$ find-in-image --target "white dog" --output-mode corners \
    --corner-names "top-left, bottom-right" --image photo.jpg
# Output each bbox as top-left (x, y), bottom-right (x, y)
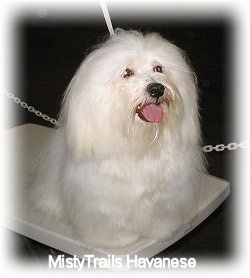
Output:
top-left (29, 29), bottom-right (204, 249)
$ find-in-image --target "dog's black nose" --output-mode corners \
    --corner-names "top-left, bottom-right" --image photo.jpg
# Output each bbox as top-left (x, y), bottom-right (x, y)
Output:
top-left (147, 83), bottom-right (165, 99)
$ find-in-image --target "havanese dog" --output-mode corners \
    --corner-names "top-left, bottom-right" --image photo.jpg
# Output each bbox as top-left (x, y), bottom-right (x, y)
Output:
top-left (29, 29), bottom-right (204, 249)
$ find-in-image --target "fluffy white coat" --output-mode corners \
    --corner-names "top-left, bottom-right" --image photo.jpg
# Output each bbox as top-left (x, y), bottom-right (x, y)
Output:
top-left (30, 29), bottom-right (204, 249)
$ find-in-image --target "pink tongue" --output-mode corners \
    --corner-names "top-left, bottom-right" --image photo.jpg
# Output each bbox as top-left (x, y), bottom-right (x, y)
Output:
top-left (139, 103), bottom-right (163, 123)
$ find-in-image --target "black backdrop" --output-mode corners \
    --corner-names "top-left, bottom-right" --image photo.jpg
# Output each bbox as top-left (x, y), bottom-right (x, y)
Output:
top-left (7, 6), bottom-right (238, 262)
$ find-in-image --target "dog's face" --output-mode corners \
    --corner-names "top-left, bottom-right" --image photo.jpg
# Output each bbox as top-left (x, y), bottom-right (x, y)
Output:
top-left (118, 55), bottom-right (181, 126)
top-left (60, 30), bottom-right (200, 160)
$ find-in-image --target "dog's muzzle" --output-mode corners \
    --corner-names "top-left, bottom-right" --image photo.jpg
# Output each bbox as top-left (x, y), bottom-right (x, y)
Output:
top-left (147, 82), bottom-right (165, 99)
top-left (136, 82), bottom-right (165, 123)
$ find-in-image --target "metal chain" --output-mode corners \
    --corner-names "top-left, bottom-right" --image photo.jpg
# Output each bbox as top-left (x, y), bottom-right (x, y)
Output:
top-left (202, 141), bottom-right (249, 153)
top-left (2, 90), bottom-right (249, 153)
top-left (3, 90), bottom-right (58, 125)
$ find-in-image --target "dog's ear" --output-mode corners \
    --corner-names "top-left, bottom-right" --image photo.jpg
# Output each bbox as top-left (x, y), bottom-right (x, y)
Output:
top-left (171, 64), bottom-right (201, 146)
top-left (158, 40), bottom-right (201, 146)
top-left (59, 69), bottom-right (98, 162)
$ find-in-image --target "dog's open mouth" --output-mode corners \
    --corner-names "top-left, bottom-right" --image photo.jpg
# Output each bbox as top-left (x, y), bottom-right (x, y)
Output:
top-left (136, 103), bottom-right (163, 123)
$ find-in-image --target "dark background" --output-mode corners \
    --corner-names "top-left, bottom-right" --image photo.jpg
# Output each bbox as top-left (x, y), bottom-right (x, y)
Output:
top-left (5, 3), bottom-right (239, 265)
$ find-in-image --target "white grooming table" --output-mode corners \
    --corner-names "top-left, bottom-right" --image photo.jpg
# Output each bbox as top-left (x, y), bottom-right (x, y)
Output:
top-left (4, 124), bottom-right (230, 269)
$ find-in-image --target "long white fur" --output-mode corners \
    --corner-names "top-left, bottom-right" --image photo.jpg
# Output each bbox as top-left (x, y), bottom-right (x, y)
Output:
top-left (29, 29), bottom-right (204, 249)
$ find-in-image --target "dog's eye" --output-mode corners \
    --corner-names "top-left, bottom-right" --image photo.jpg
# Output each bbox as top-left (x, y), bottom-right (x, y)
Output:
top-left (123, 68), bottom-right (134, 78)
top-left (153, 66), bottom-right (163, 73)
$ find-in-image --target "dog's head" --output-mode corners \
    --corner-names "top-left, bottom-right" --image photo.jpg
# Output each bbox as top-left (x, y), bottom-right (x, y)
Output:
top-left (60, 29), bottom-right (200, 161)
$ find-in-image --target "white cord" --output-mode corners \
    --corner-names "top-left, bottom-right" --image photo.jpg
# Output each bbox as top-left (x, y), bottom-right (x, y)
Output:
top-left (100, 0), bottom-right (114, 37)
top-left (2, 90), bottom-right (249, 153)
